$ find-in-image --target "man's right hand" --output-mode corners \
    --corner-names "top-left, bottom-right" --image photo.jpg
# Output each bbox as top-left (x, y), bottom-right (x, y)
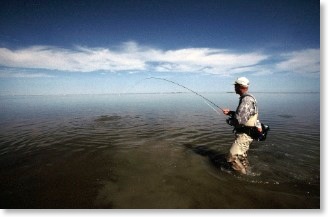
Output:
top-left (222, 109), bottom-right (230, 115)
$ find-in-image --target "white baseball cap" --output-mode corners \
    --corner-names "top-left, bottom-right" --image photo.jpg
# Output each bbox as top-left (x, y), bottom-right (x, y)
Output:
top-left (234, 77), bottom-right (249, 87)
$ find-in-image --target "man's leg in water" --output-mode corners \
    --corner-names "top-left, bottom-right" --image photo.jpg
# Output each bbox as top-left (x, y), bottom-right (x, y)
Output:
top-left (227, 133), bottom-right (253, 174)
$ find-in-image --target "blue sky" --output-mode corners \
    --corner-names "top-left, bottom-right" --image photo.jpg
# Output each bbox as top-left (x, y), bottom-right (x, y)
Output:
top-left (0, 0), bottom-right (320, 95)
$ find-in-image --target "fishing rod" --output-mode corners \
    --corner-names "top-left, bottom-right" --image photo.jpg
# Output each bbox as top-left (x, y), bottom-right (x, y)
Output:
top-left (146, 77), bottom-right (224, 112)
top-left (144, 77), bottom-right (271, 141)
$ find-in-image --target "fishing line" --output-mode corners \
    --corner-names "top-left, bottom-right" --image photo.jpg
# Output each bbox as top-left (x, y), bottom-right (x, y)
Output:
top-left (203, 100), bottom-right (221, 114)
top-left (145, 77), bottom-right (224, 112)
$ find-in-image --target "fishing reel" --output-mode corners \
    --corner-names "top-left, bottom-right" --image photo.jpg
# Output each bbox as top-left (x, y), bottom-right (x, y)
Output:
top-left (226, 113), bottom-right (236, 126)
top-left (226, 117), bottom-right (235, 126)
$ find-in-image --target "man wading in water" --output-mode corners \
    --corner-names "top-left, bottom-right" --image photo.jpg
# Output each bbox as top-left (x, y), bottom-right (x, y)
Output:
top-left (222, 77), bottom-right (261, 174)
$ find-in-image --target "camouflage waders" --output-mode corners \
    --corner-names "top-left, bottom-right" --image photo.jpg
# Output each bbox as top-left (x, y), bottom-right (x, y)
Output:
top-left (227, 133), bottom-right (253, 174)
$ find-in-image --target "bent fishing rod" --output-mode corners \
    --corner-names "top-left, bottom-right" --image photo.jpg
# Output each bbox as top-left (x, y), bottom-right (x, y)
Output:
top-left (145, 77), bottom-right (224, 112)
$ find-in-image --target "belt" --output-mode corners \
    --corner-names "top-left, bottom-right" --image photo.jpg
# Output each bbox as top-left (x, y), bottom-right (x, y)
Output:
top-left (234, 126), bottom-right (256, 136)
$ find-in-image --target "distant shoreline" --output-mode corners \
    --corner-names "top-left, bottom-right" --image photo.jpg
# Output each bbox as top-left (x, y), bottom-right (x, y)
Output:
top-left (0, 91), bottom-right (320, 97)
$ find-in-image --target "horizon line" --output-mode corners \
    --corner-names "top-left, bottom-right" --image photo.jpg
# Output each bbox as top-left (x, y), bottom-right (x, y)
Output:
top-left (0, 91), bottom-right (320, 97)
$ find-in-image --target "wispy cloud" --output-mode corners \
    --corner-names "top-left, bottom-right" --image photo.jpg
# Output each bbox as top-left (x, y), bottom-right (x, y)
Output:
top-left (0, 42), bottom-right (268, 75)
top-left (0, 45), bottom-right (146, 72)
top-left (0, 42), bottom-right (320, 77)
top-left (0, 68), bottom-right (55, 78)
top-left (276, 49), bottom-right (320, 76)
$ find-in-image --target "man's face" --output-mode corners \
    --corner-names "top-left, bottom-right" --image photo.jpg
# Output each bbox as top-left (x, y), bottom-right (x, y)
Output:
top-left (234, 84), bottom-right (242, 95)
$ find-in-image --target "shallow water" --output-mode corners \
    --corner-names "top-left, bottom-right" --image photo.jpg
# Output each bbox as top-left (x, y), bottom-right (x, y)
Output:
top-left (0, 93), bottom-right (320, 208)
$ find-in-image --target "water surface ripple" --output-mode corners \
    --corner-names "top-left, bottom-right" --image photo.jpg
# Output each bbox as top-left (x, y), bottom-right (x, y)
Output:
top-left (0, 93), bottom-right (320, 208)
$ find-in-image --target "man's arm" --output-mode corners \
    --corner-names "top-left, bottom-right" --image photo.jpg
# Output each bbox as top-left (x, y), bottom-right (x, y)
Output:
top-left (235, 96), bottom-right (255, 125)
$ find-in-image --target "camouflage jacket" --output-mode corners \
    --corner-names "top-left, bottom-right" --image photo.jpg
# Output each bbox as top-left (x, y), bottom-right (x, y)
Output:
top-left (230, 93), bottom-right (258, 126)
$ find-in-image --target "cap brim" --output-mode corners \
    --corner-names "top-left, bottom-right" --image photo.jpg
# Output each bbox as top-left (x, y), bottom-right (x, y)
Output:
top-left (233, 82), bottom-right (248, 87)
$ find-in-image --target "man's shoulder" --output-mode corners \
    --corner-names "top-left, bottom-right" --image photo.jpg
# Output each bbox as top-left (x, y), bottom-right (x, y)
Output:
top-left (241, 93), bottom-right (256, 99)
top-left (240, 93), bottom-right (257, 104)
